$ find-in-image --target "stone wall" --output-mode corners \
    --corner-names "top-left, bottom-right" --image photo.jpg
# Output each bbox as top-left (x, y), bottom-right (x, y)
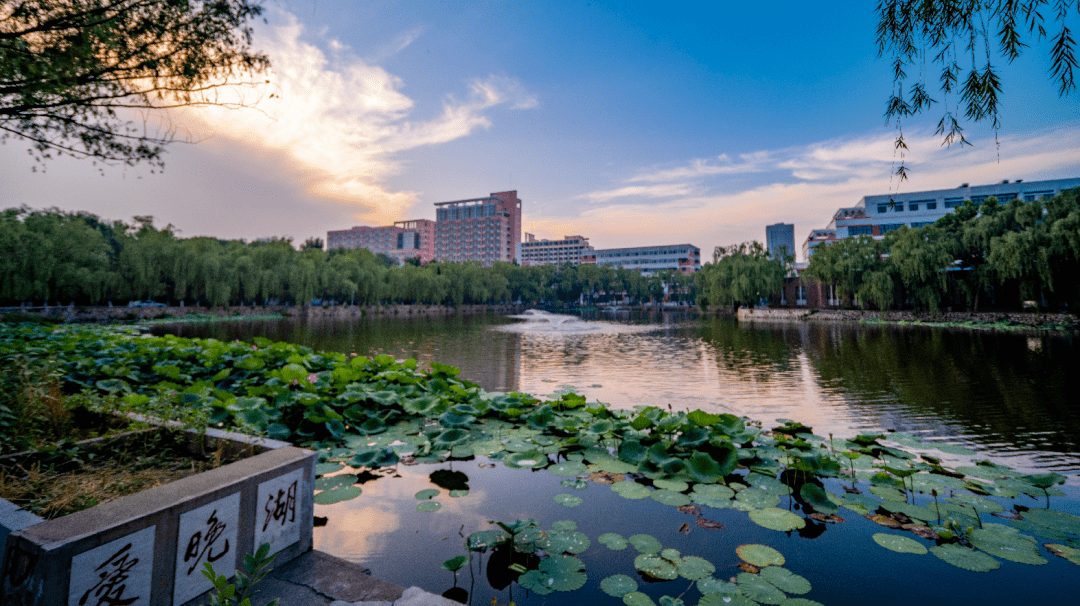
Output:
top-left (737, 306), bottom-right (1076, 329)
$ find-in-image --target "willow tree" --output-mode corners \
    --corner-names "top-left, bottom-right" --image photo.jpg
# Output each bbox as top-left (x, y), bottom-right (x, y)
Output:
top-left (700, 242), bottom-right (785, 311)
top-left (1, 0), bottom-right (270, 168)
top-left (877, 0), bottom-right (1077, 179)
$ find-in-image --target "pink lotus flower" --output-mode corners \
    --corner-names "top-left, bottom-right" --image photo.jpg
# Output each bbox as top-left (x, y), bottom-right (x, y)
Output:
top-left (307, 373), bottom-right (318, 383)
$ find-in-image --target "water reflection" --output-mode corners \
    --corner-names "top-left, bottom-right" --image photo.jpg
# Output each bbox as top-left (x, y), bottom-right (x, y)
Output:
top-left (153, 312), bottom-right (1079, 472)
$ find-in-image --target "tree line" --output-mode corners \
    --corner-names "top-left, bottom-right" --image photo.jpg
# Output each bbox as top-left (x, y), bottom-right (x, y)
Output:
top-left (804, 189), bottom-right (1080, 313)
top-left (0, 207), bottom-right (698, 308)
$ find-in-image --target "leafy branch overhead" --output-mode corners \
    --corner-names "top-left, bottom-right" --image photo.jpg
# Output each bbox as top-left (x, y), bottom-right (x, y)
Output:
top-left (876, 0), bottom-right (1078, 179)
top-left (0, 0), bottom-right (271, 169)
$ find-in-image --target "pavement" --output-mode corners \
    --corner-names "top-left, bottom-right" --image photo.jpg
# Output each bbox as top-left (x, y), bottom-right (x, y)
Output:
top-left (251, 550), bottom-right (462, 606)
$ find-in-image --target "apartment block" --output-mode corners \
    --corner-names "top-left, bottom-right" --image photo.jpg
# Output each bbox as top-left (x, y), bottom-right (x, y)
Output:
top-left (802, 177), bottom-right (1080, 259)
top-left (326, 219), bottom-right (435, 264)
top-left (434, 190), bottom-right (522, 266)
top-left (583, 244), bottom-right (701, 275)
top-left (765, 223), bottom-right (795, 262)
top-left (518, 234), bottom-right (594, 266)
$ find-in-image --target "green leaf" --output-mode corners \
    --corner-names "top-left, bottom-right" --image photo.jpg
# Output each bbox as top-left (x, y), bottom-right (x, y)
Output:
top-left (599, 533), bottom-right (629, 550)
top-left (968, 529), bottom-right (1047, 565)
top-left (736, 572), bottom-right (787, 605)
top-left (600, 574), bottom-right (638, 597)
top-left (634, 553), bottom-right (678, 580)
top-left (676, 555), bottom-right (715, 580)
top-left (416, 501), bottom-right (441, 512)
top-left (627, 533), bottom-right (663, 554)
top-left (736, 544), bottom-right (785, 567)
top-left (749, 508), bottom-right (806, 532)
top-left (313, 485), bottom-right (362, 505)
top-left (759, 566), bottom-right (811, 595)
top-left (872, 533), bottom-right (928, 555)
top-left (929, 543), bottom-right (1001, 572)
top-left (554, 493), bottom-right (584, 508)
top-left (442, 555), bottom-right (468, 571)
top-left (798, 484), bottom-right (839, 514)
top-left (612, 481), bottom-right (651, 500)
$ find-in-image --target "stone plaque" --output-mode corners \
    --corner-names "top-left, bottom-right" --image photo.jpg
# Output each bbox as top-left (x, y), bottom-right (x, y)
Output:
top-left (68, 525), bottom-right (155, 606)
top-left (173, 492), bottom-right (241, 605)
top-left (254, 468), bottom-right (303, 555)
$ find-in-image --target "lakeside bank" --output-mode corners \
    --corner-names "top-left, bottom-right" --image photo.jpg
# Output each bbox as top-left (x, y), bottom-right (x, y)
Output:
top-left (737, 306), bottom-right (1078, 333)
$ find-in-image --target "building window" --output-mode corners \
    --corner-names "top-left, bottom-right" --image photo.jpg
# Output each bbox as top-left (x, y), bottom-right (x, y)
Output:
top-left (894, 204), bottom-right (904, 211)
top-left (880, 223), bottom-right (903, 233)
top-left (909, 203), bottom-right (918, 211)
top-left (877, 205), bottom-right (888, 214)
top-left (944, 197), bottom-right (963, 208)
top-left (926, 202), bottom-right (937, 210)
top-left (849, 225), bottom-right (872, 236)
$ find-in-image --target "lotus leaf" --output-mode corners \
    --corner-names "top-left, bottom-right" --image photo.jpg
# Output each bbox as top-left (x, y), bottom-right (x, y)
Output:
top-left (947, 493), bottom-right (1004, 514)
top-left (467, 530), bottom-right (509, 551)
top-left (929, 543), bottom-right (1001, 572)
top-left (1044, 544), bottom-right (1080, 566)
top-left (599, 533), bottom-right (629, 550)
top-left (519, 555), bottom-right (587, 592)
top-left (654, 478), bottom-right (690, 492)
top-left (749, 508), bottom-right (805, 532)
top-left (729, 481), bottom-right (749, 492)
top-left (676, 555), bottom-right (715, 580)
top-left (736, 572), bottom-right (786, 605)
top-left (759, 567), bottom-right (811, 595)
top-left (1021, 508), bottom-right (1080, 535)
top-left (550, 520), bottom-right (577, 531)
top-left (968, 529), bottom-right (1047, 565)
top-left (868, 485), bottom-right (907, 502)
top-left (956, 466), bottom-right (1011, 480)
top-left (798, 485), bottom-right (838, 515)
top-left (539, 530), bottom-right (590, 553)
top-left (504, 451), bottom-right (549, 469)
top-left (313, 485), bottom-right (362, 505)
top-left (596, 458), bottom-right (639, 473)
top-left (730, 500), bottom-right (756, 512)
top-left (600, 574), bottom-right (638, 597)
top-left (441, 555), bottom-right (468, 571)
top-left (698, 595), bottom-right (757, 606)
top-left (652, 489), bottom-right (692, 507)
top-left (471, 440), bottom-right (505, 456)
top-left (628, 534), bottom-right (663, 554)
top-left (431, 429), bottom-right (471, 450)
top-left (736, 489), bottom-right (781, 509)
top-left (694, 484), bottom-right (735, 499)
top-left (691, 493), bottom-right (733, 509)
top-left (415, 489), bottom-right (439, 500)
top-left (549, 461), bottom-right (589, 476)
top-left (314, 474), bottom-right (358, 491)
top-left (879, 500), bottom-right (935, 522)
top-left (736, 544), bottom-right (785, 567)
top-left (872, 532), bottom-right (927, 554)
top-left (612, 481), bottom-right (652, 500)
top-left (778, 599), bottom-right (826, 606)
top-left (554, 493), bottom-right (584, 508)
top-left (448, 490), bottom-right (468, 498)
top-left (503, 438), bottom-right (537, 452)
top-left (622, 592), bottom-right (656, 606)
top-left (634, 553), bottom-right (678, 580)
top-left (658, 597), bottom-right (684, 606)
top-left (315, 462), bottom-right (344, 476)
top-left (416, 501), bottom-right (441, 512)
top-left (745, 473), bottom-right (791, 495)
top-left (840, 501), bottom-right (870, 516)
top-left (697, 578), bottom-right (739, 595)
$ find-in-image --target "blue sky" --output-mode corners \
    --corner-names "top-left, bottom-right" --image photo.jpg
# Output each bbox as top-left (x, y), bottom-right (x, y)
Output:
top-left (2, 0), bottom-right (1078, 260)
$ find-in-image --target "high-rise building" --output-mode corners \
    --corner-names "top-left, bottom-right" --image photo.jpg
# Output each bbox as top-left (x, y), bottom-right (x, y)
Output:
top-left (802, 177), bottom-right (1080, 259)
top-left (518, 234), bottom-right (594, 266)
top-left (434, 190), bottom-right (522, 266)
top-left (765, 223), bottom-right (795, 262)
top-left (326, 219), bottom-right (435, 264)
top-left (582, 244), bottom-right (701, 275)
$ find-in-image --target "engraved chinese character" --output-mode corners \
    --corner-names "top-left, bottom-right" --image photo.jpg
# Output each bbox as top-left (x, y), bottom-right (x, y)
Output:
top-left (183, 509), bottom-right (231, 575)
top-left (262, 480), bottom-right (297, 532)
top-left (79, 543), bottom-right (139, 606)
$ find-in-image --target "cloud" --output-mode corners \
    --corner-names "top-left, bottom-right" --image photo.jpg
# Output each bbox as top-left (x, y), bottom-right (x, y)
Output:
top-left (527, 125), bottom-right (1080, 261)
top-left (173, 9), bottom-right (535, 225)
top-left (626, 154), bottom-right (764, 183)
top-left (364, 25), bottom-right (426, 63)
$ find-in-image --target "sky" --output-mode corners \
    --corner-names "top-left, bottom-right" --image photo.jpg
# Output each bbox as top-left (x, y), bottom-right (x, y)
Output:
top-left (2, 0), bottom-right (1078, 261)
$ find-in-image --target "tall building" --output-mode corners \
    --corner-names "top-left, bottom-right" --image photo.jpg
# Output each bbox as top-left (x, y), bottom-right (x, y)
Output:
top-left (583, 244), bottom-right (701, 275)
top-left (434, 190), bottom-right (522, 266)
top-left (802, 177), bottom-right (1080, 259)
top-left (326, 219), bottom-right (435, 264)
top-left (518, 234), bottom-right (594, 266)
top-left (765, 223), bottom-right (795, 262)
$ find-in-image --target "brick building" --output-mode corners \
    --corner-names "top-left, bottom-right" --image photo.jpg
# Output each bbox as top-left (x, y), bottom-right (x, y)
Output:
top-left (326, 219), bottom-right (435, 264)
top-left (434, 190), bottom-right (522, 266)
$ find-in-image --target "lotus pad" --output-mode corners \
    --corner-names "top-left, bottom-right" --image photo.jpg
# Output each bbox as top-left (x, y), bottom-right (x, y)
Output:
top-left (504, 451), bottom-right (548, 469)
top-left (561, 477), bottom-right (589, 490)
top-left (612, 481), bottom-right (652, 499)
top-left (759, 566), bottom-right (811, 594)
top-left (968, 529), bottom-right (1047, 565)
top-left (947, 493), bottom-right (1004, 514)
top-left (868, 485), bottom-right (907, 501)
top-left (929, 543), bottom-right (1001, 572)
top-left (698, 595), bottom-right (757, 606)
top-left (697, 578), bottom-right (740, 595)
top-left (628, 533), bottom-right (663, 554)
top-left (878, 500), bottom-right (935, 521)
top-left (539, 530), bottom-right (590, 554)
top-left (314, 462), bottom-right (344, 476)
top-left (736, 488), bottom-right (781, 509)
top-left (622, 592), bottom-right (657, 606)
top-left (737, 572), bottom-right (787, 605)
top-left (1044, 544), bottom-right (1080, 566)
top-left (549, 461), bottom-right (589, 476)
top-left (467, 530), bottom-right (508, 551)
top-left (634, 553), bottom-right (678, 580)
top-left (745, 473), bottom-right (792, 495)
top-left (600, 574), bottom-right (638, 597)
top-left (737, 544), bottom-right (785, 567)
top-left (651, 489), bottom-right (692, 507)
top-left (676, 555), bottom-right (715, 580)
top-left (470, 440), bottom-right (505, 456)
top-left (599, 533), bottom-right (629, 550)
top-left (416, 501), bottom-right (441, 512)
top-left (554, 493), bottom-right (584, 507)
top-left (596, 458), bottom-right (639, 473)
top-left (313, 485), bottom-right (362, 505)
top-left (778, 599), bottom-right (826, 606)
top-left (314, 474), bottom-right (358, 491)
top-left (872, 532), bottom-right (927, 554)
top-left (1021, 508), bottom-right (1080, 536)
top-left (518, 554), bottom-right (587, 593)
top-left (749, 508), bottom-right (806, 532)
top-left (654, 478), bottom-right (690, 492)
top-left (415, 489), bottom-right (439, 500)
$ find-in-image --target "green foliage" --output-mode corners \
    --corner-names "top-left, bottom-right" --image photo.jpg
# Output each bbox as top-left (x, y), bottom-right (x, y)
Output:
top-left (698, 241), bottom-right (785, 310)
top-left (1, 0), bottom-right (270, 169)
top-left (202, 542), bottom-right (280, 606)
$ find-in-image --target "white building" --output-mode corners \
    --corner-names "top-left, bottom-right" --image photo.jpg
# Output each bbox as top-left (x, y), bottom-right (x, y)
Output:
top-left (803, 177), bottom-right (1080, 259)
top-left (517, 234), bottom-right (594, 266)
top-left (583, 244), bottom-right (701, 275)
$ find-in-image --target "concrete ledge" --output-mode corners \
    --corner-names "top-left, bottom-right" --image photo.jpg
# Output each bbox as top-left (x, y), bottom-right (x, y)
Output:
top-left (1, 424), bottom-right (315, 606)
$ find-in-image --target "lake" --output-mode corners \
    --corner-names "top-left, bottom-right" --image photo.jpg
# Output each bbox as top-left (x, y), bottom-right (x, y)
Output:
top-left (153, 310), bottom-right (1080, 606)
